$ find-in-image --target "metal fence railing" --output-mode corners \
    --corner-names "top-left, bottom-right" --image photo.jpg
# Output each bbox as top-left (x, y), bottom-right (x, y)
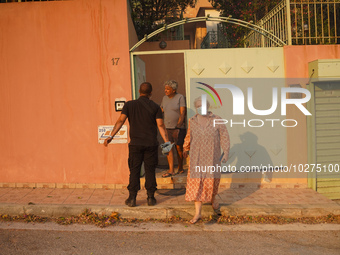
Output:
top-left (201, 23), bottom-right (230, 49)
top-left (245, 0), bottom-right (340, 47)
top-left (201, 31), bottom-right (219, 48)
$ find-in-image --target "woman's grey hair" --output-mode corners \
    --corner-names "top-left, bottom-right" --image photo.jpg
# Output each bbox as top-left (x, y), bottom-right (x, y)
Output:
top-left (194, 96), bottom-right (210, 109)
top-left (164, 80), bottom-right (178, 90)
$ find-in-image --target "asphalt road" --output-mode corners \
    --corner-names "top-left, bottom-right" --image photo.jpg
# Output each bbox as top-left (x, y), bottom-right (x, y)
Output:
top-left (0, 222), bottom-right (339, 255)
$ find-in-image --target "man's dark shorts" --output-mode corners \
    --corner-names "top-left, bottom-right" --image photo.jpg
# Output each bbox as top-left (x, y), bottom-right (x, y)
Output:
top-left (167, 128), bottom-right (187, 146)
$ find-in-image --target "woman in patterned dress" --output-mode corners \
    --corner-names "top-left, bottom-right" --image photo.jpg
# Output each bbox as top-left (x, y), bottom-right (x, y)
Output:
top-left (183, 97), bottom-right (230, 224)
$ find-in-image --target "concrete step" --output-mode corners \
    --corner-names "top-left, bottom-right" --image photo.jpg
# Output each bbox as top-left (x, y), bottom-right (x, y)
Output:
top-left (1, 203), bottom-right (340, 219)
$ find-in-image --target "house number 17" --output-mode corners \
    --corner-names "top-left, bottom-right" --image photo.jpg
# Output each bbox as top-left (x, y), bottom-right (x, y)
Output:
top-left (112, 58), bottom-right (120, 65)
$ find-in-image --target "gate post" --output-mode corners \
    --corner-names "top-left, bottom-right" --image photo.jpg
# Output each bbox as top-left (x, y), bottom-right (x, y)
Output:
top-left (285, 0), bottom-right (292, 45)
top-left (259, 20), bottom-right (264, 47)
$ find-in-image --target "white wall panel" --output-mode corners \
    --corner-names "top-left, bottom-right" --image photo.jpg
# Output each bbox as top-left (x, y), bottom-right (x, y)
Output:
top-left (185, 48), bottom-right (287, 169)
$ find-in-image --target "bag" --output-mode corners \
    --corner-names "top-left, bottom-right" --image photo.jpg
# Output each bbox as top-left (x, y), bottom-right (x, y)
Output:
top-left (160, 141), bottom-right (174, 155)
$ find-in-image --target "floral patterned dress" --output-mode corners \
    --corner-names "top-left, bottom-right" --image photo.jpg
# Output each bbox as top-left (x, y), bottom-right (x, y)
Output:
top-left (184, 112), bottom-right (230, 202)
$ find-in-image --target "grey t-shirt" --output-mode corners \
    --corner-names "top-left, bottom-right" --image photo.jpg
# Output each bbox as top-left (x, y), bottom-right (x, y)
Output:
top-left (161, 93), bottom-right (186, 129)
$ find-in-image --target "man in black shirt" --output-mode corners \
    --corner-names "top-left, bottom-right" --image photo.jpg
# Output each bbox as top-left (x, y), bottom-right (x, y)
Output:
top-left (104, 82), bottom-right (170, 207)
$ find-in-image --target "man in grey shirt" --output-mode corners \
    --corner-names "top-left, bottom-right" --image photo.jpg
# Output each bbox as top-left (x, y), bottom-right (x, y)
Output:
top-left (160, 80), bottom-right (187, 177)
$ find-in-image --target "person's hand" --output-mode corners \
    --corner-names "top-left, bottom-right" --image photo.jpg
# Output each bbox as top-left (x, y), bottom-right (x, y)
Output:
top-left (104, 137), bottom-right (113, 147)
top-left (183, 150), bottom-right (189, 158)
top-left (160, 142), bottom-right (174, 155)
top-left (173, 129), bottom-right (180, 139)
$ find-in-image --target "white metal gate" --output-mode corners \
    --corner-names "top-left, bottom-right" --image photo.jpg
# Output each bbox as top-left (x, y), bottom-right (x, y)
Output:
top-left (308, 59), bottom-right (340, 199)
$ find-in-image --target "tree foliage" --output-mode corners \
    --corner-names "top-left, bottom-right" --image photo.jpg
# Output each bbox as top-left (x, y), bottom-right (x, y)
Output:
top-left (208, 0), bottom-right (280, 46)
top-left (209, 0), bottom-right (279, 23)
top-left (130, 0), bottom-right (196, 40)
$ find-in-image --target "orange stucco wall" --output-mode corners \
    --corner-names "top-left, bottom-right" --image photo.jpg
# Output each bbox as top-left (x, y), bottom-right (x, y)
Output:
top-left (284, 45), bottom-right (340, 77)
top-left (127, 1), bottom-right (138, 49)
top-left (284, 45), bottom-right (340, 172)
top-left (0, 0), bottom-right (135, 184)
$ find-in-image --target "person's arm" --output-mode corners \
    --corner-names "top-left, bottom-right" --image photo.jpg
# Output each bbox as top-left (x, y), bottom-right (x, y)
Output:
top-left (176, 106), bottom-right (186, 128)
top-left (160, 98), bottom-right (164, 113)
top-left (156, 118), bottom-right (169, 143)
top-left (183, 120), bottom-right (191, 158)
top-left (104, 114), bottom-right (128, 147)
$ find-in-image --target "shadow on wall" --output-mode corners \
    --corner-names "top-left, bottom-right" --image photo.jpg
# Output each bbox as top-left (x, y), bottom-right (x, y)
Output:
top-left (228, 132), bottom-right (273, 174)
top-left (217, 132), bottom-right (273, 204)
top-left (226, 131), bottom-right (273, 184)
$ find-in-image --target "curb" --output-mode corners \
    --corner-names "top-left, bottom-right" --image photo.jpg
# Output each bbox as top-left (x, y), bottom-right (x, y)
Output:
top-left (1, 203), bottom-right (340, 219)
top-left (221, 204), bottom-right (340, 217)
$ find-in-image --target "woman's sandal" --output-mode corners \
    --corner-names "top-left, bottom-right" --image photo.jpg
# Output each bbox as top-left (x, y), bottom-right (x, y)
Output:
top-left (212, 201), bottom-right (222, 216)
top-left (177, 169), bottom-right (185, 174)
top-left (162, 172), bottom-right (174, 178)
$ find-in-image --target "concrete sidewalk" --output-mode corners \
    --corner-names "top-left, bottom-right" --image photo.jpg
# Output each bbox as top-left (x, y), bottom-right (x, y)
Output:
top-left (0, 187), bottom-right (339, 219)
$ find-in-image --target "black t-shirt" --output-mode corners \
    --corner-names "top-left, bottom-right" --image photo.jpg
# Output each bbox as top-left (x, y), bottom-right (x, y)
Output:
top-left (121, 96), bottom-right (163, 146)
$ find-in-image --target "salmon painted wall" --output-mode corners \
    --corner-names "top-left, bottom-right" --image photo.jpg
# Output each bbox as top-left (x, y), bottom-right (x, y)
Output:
top-left (0, 0), bottom-right (134, 185)
top-left (284, 45), bottom-right (340, 176)
top-left (127, 1), bottom-right (138, 49)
